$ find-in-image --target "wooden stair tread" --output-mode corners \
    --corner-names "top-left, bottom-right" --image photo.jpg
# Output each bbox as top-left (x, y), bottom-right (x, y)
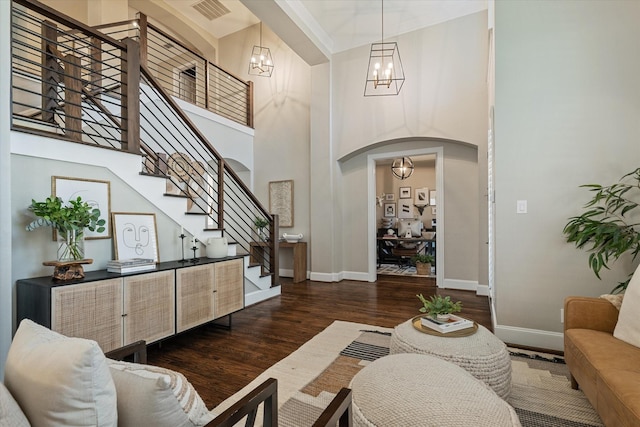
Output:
top-left (140, 172), bottom-right (167, 178)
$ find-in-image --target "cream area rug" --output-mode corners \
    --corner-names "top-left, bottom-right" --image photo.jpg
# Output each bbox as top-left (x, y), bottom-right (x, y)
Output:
top-left (213, 320), bottom-right (603, 427)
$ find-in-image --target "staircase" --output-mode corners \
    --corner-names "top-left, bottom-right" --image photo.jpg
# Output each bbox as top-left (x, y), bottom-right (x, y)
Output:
top-left (10, 0), bottom-right (280, 305)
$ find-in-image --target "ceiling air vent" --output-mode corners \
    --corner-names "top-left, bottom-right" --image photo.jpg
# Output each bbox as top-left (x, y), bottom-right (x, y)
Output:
top-left (192, 0), bottom-right (230, 21)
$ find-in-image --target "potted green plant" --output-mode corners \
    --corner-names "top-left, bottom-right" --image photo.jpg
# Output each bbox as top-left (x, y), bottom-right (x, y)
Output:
top-left (26, 196), bottom-right (105, 261)
top-left (253, 217), bottom-right (269, 242)
top-left (411, 253), bottom-right (434, 275)
top-left (417, 294), bottom-right (462, 321)
top-left (563, 167), bottom-right (640, 293)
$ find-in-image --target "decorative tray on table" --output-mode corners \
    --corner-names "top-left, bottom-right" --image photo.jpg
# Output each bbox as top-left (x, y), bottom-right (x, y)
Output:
top-left (411, 315), bottom-right (478, 338)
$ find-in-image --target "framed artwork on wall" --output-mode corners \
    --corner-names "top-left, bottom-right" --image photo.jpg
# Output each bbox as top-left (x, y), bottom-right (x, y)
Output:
top-left (269, 180), bottom-right (294, 228)
top-left (52, 176), bottom-right (111, 240)
top-left (112, 212), bottom-right (159, 262)
top-left (415, 187), bottom-right (429, 205)
top-left (384, 203), bottom-right (396, 217)
top-left (399, 187), bottom-right (411, 199)
top-left (398, 200), bottom-right (414, 218)
top-left (385, 193), bottom-right (395, 201)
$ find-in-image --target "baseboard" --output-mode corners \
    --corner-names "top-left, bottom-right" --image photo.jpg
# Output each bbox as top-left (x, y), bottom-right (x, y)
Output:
top-left (309, 271), bottom-right (343, 282)
top-left (245, 286), bottom-right (281, 306)
top-left (494, 324), bottom-right (564, 352)
top-left (279, 268), bottom-right (293, 279)
top-left (476, 284), bottom-right (490, 296)
top-left (443, 278), bottom-right (478, 292)
top-left (342, 271), bottom-right (371, 282)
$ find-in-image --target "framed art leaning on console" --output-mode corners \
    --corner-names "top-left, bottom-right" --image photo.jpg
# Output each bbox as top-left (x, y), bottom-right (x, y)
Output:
top-left (52, 176), bottom-right (111, 239)
top-left (112, 212), bottom-right (159, 262)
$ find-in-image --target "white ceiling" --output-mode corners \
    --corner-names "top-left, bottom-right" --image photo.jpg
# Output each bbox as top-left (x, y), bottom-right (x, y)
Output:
top-left (293, 0), bottom-right (488, 53)
top-left (163, 0), bottom-right (488, 54)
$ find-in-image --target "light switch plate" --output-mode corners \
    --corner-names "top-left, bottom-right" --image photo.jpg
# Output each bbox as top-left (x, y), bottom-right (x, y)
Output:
top-left (516, 200), bottom-right (527, 214)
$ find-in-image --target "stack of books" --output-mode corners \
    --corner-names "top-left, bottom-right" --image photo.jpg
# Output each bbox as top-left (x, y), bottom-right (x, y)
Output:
top-left (107, 258), bottom-right (156, 274)
top-left (421, 314), bottom-right (474, 334)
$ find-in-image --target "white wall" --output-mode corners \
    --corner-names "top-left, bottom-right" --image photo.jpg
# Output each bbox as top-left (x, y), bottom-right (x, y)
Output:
top-left (332, 11), bottom-right (489, 160)
top-left (328, 12), bottom-right (488, 282)
top-left (0, 0), bottom-right (12, 379)
top-left (178, 99), bottom-right (255, 173)
top-left (218, 23), bottom-right (312, 273)
top-left (10, 154), bottom-right (186, 286)
top-left (494, 0), bottom-right (640, 350)
top-left (340, 139), bottom-right (478, 282)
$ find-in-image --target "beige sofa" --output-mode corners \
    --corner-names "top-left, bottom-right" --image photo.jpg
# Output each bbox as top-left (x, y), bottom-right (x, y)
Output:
top-left (564, 296), bottom-right (640, 426)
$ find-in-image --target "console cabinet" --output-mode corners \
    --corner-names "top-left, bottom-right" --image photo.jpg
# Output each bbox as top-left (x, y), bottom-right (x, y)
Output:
top-left (51, 278), bottom-right (124, 352)
top-left (176, 258), bottom-right (244, 333)
top-left (123, 271), bottom-right (175, 346)
top-left (17, 257), bottom-right (243, 353)
top-left (213, 258), bottom-right (244, 318)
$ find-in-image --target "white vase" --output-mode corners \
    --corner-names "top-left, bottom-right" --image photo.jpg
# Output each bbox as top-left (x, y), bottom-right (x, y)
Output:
top-left (435, 314), bottom-right (451, 322)
top-left (205, 237), bottom-right (228, 258)
top-left (57, 229), bottom-right (85, 261)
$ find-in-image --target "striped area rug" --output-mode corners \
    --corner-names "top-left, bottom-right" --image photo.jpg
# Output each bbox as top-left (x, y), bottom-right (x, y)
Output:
top-left (278, 329), bottom-right (603, 427)
top-left (214, 321), bottom-right (603, 427)
top-left (376, 263), bottom-right (419, 276)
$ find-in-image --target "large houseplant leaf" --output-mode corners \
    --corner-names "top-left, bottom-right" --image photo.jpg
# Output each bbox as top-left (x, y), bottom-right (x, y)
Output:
top-left (563, 168), bottom-right (640, 293)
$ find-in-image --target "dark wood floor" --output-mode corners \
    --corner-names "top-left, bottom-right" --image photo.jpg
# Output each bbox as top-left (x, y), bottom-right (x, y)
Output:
top-left (147, 275), bottom-right (491, 409)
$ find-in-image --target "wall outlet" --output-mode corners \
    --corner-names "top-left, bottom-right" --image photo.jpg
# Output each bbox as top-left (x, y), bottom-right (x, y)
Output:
top-left (560, 308), bottom-right (564, 324)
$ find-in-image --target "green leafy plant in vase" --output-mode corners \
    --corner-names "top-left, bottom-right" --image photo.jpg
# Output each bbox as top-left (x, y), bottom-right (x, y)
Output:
top-left (417, 294), bottom-right (462, 322)
top-left (411, 253), bottom-right (434, 275)
top-left (563, 167), bottom-right (640, 293)
top-left (253, 217), bottom-right (269, 242)
top-left (26, 196), bottom-right (105, 261)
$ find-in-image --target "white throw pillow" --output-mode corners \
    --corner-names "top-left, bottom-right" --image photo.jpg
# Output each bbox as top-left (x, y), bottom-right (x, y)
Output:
top-left (3, 319), bottom-right (117, 427)
top-left (614, 264), bottom-right (640, 348)
top-left (108, 360), bottom-right (214, 427)
top-left (0, 382), bottom-right (30, 427)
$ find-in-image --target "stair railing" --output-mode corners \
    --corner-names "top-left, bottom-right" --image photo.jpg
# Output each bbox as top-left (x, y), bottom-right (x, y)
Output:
top-left (89, 13), bottom-right (253, 129)
top-left (11, 0), bottom-right (138, 153)
top-left (137, 65), bottom-right (278, 281)
top-left (10, 0), bottom-right (278, 286)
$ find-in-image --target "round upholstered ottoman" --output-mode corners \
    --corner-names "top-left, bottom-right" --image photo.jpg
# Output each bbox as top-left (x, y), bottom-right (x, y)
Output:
top-left (349, 354), bottom-right (521, 427)
top-left (390, 319), bottom-right (512, 399)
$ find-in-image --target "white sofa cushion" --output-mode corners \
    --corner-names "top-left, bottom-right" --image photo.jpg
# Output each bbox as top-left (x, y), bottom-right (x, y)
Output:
top-left (3, 319), bottom-right (117, 427)
top-left (614, 263), bottom-right (640, 348)
top-left (0, 382), bottom-right (30, 427)
top-left (108, 360), bottom-right (214, 427)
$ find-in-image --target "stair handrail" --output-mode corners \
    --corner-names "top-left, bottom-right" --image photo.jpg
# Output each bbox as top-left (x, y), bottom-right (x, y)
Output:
top-left (15, 0), bottom-right (125, 50)
top-left (12, 0), bottom-right (278, 285)
top-left (138, 64), bottom-right (278, 280)
top-left (90, 13), bottom-right (253, 128)
top-left (139, 63), bottom-right (270, 222)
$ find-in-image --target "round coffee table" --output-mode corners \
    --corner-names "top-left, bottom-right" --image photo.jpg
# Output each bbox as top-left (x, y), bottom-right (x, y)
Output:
top-left (350, 353), bottom-right (521, 426)
top-left (390, 317), bottom-right (512, 399)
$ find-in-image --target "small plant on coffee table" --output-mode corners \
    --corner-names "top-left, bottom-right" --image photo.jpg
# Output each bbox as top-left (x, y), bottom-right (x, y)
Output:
top-left (417, 294), bottom-right (462, 321)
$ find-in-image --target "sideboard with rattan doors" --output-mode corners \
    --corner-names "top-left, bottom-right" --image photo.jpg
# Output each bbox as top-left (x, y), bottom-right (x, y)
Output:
top-left (16, 256), bottom-right (245, 353)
